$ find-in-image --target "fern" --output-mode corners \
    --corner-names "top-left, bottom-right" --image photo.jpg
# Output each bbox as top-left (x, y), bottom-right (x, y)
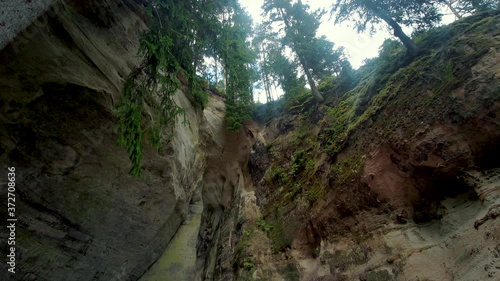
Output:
top-left (116, 31), bottom-right (184, 177)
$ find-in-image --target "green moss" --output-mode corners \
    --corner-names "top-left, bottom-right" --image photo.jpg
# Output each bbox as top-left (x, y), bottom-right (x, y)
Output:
top-left (254, 204), bottom-right (296, 254)
top-left (365, 270), bottom-right (393, 281)
top-left (318, 76), bottom-right (335, 92)
top-left (318, 12), bottom-right (500, 161)
top-left (266, 165), bottom-right (288, 185)
top-left (304, 159), bottom-right (315, 177)
top-left (465, 15), bottom-right (495, 34)
top-left (284, 183), bottom-right (302, 201)
top-left (433, 60), bottom-right (458, 95)
top-left (289, 148), bottom-right (309, 177)
top-left (294, 125), bottom-right (310, 143)
top-left (287, 89), bottom-right (314, 112)
top-left (323, 52), bottom-right (437, 150)
top-left (330, 155), bottom-right (363, 185)
top-left (320, 95), bottom-right (357, 155)
top-left (306, 185), bottom-right (325, 201)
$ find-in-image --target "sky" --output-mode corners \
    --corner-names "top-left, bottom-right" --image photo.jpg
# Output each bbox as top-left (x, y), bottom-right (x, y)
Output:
top-left (238, 0), bottom-right (455, 103)
top-left (239, 0), bottom-right (389, 68)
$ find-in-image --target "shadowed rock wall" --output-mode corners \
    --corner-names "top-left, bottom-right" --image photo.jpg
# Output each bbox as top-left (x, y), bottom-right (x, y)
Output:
top-left (0, 1), bottom-right (217, 280)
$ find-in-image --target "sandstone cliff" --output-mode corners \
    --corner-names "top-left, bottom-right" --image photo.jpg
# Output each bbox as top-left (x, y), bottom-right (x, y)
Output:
top-left (233, 11), bottom-right (500, 281)
top-left (0, 2), bottom-right (499, 281)
top-left (0, 1), bottom-right (229, 280)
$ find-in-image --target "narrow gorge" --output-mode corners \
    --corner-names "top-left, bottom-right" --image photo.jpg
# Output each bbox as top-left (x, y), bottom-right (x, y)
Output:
top-left (0, 1), bottom-right (499, 281)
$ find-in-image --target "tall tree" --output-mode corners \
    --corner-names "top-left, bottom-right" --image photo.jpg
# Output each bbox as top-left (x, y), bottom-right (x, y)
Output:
top-left (305, 36), bottom-right (346, 80)
top-left (253, 23), bottom-right (307, 102)
top-left (216, 4), bottom-right (257, 130)
top-left (269, 47), bottom-right (306, 101)
top-left (253, 24), bottom-right (287, 103)
top-left (331, 0), bottom-right (443, 55)
top-left (253, 24), bottom-right (274, 103)
top-left (264, 0), bottom-right (343, 103)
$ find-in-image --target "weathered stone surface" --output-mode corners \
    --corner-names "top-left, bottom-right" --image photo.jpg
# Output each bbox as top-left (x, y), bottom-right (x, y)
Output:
top-left (1, 2), bottom-right (499, 281)
top-left (0, 1), bottom-right (209, 280)
top-left (0, 0), bottom-right (58, 50)
top-left (226, 12), bottom-right (500, 281)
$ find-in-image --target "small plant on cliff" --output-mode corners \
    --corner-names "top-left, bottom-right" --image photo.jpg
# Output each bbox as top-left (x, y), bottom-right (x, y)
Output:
top-left (269, 220), bottom-right (292, 253)
top-left (434, 60), bottom-right (457, 95)
top-left (282, 263), bottom-right (300, 281)
top-left (257, 217), bottom-right (274, 232)
top-left (266, 165), bottom-right (288, 185)
top-left (242, 259), bottom-right (256, 271)
top-left (237, 228), bottom-right (254, 253)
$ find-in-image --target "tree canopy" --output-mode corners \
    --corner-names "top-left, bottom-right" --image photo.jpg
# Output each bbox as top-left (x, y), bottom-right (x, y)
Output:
top-left (441, 0), bottom-right (499, 18)
top-left (117, 0), bottom-right (256, 176)
top-left (217, 5), bottom-right (257, 131)
top-left (331, 0), bottom-right (443, 54)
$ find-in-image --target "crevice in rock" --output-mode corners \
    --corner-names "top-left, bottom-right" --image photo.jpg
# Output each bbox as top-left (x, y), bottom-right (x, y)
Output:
top-left (474, 135), bottom-right (500, 170)
top-left (412, 166), bottom-right (479, 223)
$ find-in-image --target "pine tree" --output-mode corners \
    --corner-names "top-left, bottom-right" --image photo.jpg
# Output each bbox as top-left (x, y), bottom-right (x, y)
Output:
top-left (264, 0), bottom-right (344, 103)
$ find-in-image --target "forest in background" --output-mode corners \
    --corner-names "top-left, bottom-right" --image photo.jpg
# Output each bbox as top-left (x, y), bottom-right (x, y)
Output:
top-left (116, 0), bottom-right (499, 176)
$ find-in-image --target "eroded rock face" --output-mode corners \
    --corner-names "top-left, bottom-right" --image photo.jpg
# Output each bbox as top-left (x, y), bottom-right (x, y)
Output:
top-left (1, 2), bottom-right (499, 281)
top-left (195, 96), bottom-right (257, 281)
top-left (0, 1), bottom-right (211, 280)
top-left (229, 13), bottom-right (500, 281)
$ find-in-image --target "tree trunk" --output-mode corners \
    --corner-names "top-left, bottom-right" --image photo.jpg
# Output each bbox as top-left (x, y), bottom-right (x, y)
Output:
top-left (369, 5), bottom-right (418, 55)
top-left (299, 55), bottom-right (324, 103)
top-left (391, 20), bottom-right (418, 55)
top-left (261, 51), bottom-right (273, 103)
top-left (263, 66), bottom-right (272, 103)
top-left (446, 1), bottom-right (462, 19)
top-left (214, 56), bottom-right (218, 90)
top-left (223, 66), bottom-right (227, 92)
